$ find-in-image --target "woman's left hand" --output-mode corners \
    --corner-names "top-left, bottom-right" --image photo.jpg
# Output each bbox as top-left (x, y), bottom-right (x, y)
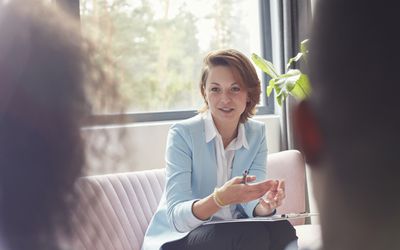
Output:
top-left (254, 180), bottom-right (285, 216)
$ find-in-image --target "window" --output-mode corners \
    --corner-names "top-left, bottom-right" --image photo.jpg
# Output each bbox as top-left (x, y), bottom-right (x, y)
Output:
top-left (72, 0), bottom-right (274, 124)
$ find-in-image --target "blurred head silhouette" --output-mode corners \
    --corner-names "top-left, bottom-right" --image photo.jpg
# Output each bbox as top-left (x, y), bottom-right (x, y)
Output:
top-left (294, 1), bottom-right (400, 249)
top-left (0, 1), bottom-right (117, 249)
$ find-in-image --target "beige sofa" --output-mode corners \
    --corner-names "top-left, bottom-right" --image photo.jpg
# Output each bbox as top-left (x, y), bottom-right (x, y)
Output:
top-left (66, 150), bottom-right (320, 250)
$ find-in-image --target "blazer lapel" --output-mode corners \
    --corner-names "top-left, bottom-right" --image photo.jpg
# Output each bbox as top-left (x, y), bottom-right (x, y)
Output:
top-left (231, 147), bottom-right (251, 178)
top-left (201, 138), bottom-right (218, 194)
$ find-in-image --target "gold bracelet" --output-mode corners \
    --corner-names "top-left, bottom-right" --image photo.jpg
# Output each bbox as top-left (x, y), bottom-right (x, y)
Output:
top-left (213, 188), bottom-right (227, 208)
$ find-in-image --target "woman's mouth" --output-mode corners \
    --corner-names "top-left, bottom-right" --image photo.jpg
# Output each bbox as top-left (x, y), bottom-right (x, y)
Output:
top-left (219, 107), bottom-right (234, 113)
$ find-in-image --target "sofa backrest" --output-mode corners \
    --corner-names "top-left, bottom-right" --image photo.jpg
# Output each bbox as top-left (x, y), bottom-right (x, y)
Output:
top-left (65, 169), bottom-right (165, 250)
top-left (65, 150), bottom-right (306, 250)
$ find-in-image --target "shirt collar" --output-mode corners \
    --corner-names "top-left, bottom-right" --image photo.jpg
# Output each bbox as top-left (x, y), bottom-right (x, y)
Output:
top-left (203, 111), bottom-right (249, 150)
top-left (237, 123), bottom-right (249, 150)
top-left (204, 111), bottom-right (217, 143)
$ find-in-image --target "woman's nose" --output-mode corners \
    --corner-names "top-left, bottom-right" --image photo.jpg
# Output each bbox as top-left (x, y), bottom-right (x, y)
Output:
top-left (220, 91), bottom-right (232, 103)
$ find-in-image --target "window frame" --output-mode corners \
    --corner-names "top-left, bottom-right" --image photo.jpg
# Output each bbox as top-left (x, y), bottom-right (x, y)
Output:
top-left (60, 0), bottom-right (275, 125)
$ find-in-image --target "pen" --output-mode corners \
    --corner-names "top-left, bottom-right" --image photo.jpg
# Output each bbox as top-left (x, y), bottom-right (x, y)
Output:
top-left (279, 212), bottom-right (318, 218)
top-left (242, 169), bottom-right (249, 184)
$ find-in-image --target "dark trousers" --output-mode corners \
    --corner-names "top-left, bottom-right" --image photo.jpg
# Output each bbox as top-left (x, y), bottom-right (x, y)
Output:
top-left (161, 220), bottom-right (298, 250)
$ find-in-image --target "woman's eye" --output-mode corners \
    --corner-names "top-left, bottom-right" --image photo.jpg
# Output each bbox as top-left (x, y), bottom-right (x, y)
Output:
top-left (210, 87), bottom-right (220, 92)
top-left (231, 86), bottom-right (241, 92)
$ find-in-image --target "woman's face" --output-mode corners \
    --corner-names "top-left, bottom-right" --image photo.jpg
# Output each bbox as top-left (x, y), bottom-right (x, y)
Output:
top-left (204, 65), bottom-right (248, 128)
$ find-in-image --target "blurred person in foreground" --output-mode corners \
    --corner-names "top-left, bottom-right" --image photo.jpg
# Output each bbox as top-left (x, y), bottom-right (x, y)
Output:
top-left (0, 1), bottom-right (119, 249)
top-left (292, 0), bottom-right (400, 249)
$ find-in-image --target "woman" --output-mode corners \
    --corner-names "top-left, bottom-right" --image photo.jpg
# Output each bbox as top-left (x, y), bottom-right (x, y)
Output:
top-left (142, 49), bottom-right (297, 250)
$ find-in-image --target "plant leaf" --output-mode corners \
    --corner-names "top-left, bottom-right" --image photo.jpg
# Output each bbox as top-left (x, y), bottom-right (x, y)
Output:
top-left (300, 39), bottom-right (309, 54)
top-left (276, 91), bottom-right (288, 106)
top-left (289, 73), bottom-right (311, 100)
top-left (286, 53), bottom-right (303, 70)
top-left (276, 69), bottom-right (302, 90)
top-left (251, 53), bottom-right (279, 78)
top-left (252, 38), bottom-right (311, 106)
top-left (273, 80), bottom-right (286, 106)
top-left (300, 39), bottom-right (309, 62)
top-left (273, 82), bottom-right (283, 97)
top-left (267, 79), bottom-right (275, 96)
top-left (276, 92), bottom-right (283, 106)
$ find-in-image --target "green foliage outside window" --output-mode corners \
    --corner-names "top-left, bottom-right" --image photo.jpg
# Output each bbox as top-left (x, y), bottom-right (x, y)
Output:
top-left (80, 0), bottom-right (259, 113)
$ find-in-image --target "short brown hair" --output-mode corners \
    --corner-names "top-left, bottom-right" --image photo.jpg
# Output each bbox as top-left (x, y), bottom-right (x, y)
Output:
top-left (198, 49), bottom-right (261, 123)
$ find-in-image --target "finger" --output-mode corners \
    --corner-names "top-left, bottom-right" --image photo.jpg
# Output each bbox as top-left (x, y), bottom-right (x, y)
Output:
top-left (261, 179), bottom-right (279, 190)
top-left (268, 197), bottom-right (277, 208)
top-left (267, 180), bottom-right (279, 193)
top-left (248, 189), bottom-right (268, 200)
top-left (259, 198), bottom-right (272, 209)
top-left (278, 180), bottom-right (285, 192)
top-left (279, 189), bottom-right (286, 199)
top-left (273, 189), bottom-right (284, 201)
top-left (230, 176), bottom-right (244, 184)
top-left (269, 181), bottom-right (279, 200)
top-left (266, 190), bottom-right (275, 200)
top-left (247, 180), bottom-right (270, 190)
top-left (268, 200), bottom-right (276, 209)
top-left (274, 188), bottom-right (282, 197)
top-left (247, 189), bottom-right (265, 199)
top-left (249, 181), bottom-right (279, 199)
top-left (245, 175), bottom-right (257, 183)
top-left (231, 175), bottom-right (256, 184)
top-left (247, 187), bottom-right (271, 199)
top-left (260, 193), bottom-right (276, 207)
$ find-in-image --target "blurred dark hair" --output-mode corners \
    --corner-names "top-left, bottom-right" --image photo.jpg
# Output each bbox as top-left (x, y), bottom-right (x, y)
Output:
top-left (198, 49), bottom-right (261, 123)
top-left (309, 0), bottom-right (400, 211)
top-left (0, 1), bottom-right (119, 249)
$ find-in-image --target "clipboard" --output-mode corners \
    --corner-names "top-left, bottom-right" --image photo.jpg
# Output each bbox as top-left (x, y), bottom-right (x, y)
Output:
top-left (203, 212), bottom-right (318, 225)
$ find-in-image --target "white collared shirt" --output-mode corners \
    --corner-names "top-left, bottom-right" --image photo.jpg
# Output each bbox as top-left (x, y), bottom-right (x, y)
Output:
top-left (204, 111), bottom-right (249, 219)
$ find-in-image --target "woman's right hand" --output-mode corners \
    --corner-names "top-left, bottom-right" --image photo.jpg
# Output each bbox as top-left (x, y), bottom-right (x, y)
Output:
top-left (216, 176), bottom-right (279, 206)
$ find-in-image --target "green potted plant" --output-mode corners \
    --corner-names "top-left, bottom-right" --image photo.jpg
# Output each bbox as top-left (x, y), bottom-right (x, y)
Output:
top-left (251, 39), bottom-right (311, 106)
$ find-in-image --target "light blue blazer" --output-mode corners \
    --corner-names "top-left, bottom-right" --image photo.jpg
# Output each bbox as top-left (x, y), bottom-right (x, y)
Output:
top-left (141, 115), bottom-right (268, 250)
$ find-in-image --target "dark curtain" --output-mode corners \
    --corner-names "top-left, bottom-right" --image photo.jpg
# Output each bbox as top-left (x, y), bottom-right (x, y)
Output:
top-left (279, 0), bottom-right (312, 150)
top-left (278, 0), bottom-right (313, 220)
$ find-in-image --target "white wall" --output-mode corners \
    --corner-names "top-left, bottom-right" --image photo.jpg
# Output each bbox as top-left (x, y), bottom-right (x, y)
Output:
top-left (82, 115), bottom-right (281, 175)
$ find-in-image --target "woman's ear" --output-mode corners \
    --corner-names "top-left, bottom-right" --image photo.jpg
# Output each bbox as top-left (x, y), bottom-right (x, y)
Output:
top-left (201, 86), bottom-right (208, 103)
top-left (293, 100), bottom-right (324, 167)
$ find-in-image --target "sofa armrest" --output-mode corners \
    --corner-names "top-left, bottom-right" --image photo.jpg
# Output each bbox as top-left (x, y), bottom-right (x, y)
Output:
top-left (267, 150), bottom-right (307, 226)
